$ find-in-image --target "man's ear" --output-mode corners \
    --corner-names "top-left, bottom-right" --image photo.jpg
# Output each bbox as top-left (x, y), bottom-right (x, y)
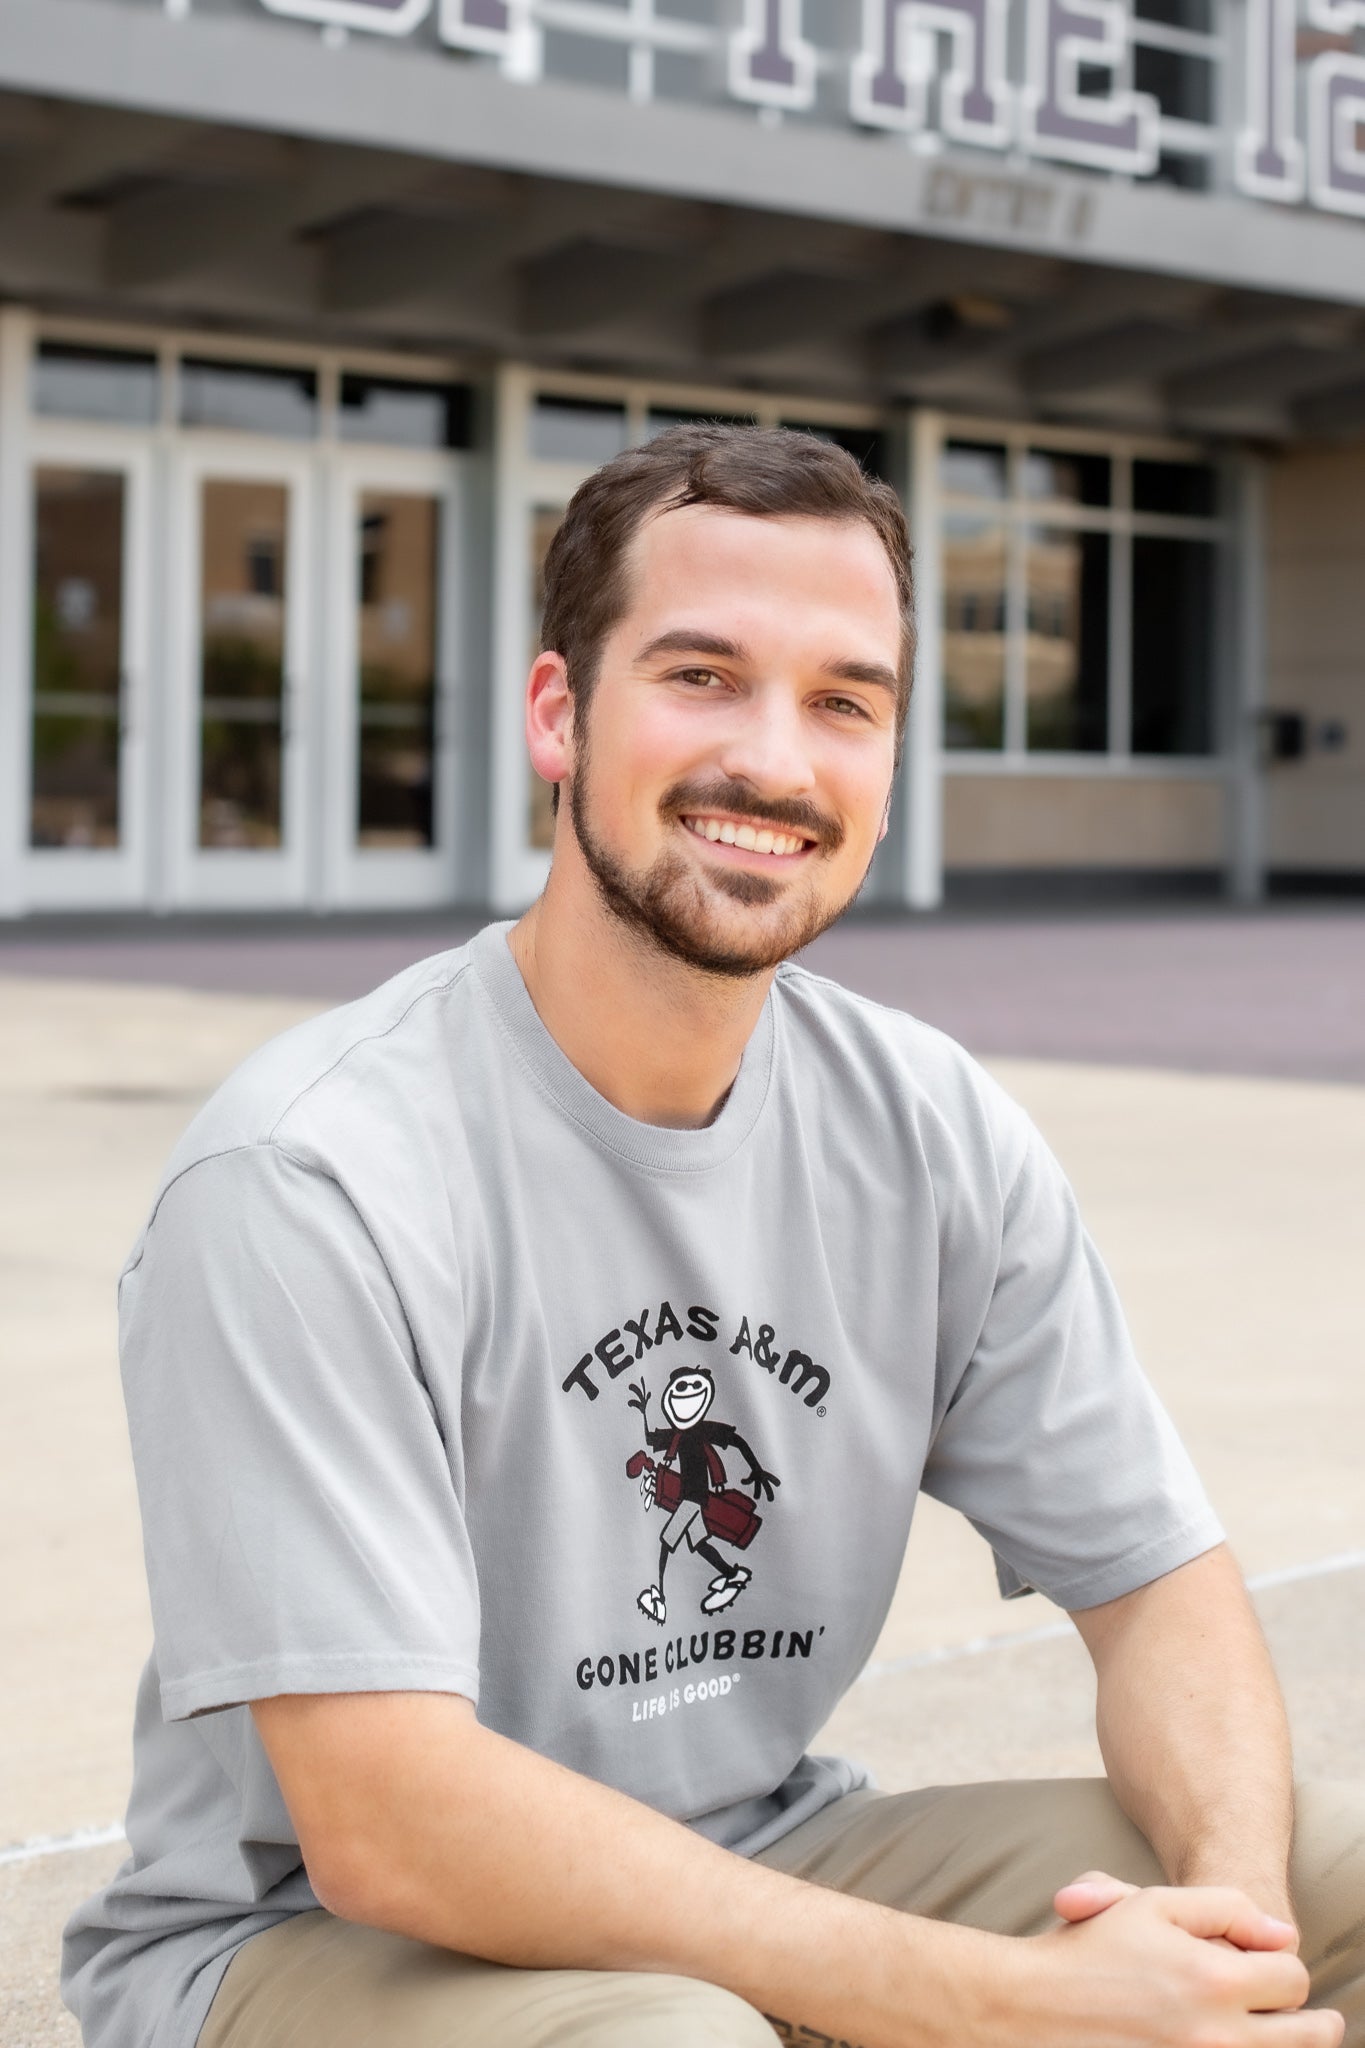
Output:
top-left (525, 651), bottom-right (574, 791)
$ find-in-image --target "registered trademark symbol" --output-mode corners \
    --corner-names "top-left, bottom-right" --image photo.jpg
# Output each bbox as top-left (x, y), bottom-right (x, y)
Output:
top-left (817, 1405), bottom-right (826, 1417)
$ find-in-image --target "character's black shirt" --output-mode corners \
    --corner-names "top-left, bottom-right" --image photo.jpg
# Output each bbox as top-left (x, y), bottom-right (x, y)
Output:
top-left (648, 1419), bottom-right (745, 1504)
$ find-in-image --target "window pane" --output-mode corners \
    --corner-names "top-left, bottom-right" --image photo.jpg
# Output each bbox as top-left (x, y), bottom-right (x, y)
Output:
top-left (1022, 449), bottom-right (1111, 508)
top-left (181, 357), bottom-right (318, 438)
top-left (780, 421), bottom-right (890, 478)
top-left (1133, 460), bottom-right (1217, 517)
top-left (941, 440), bottom-right (1007, 500)
top-left (33, 343), bottom-right (159, 426)
top-left (1135, 0), bottom-right (1212, 27)
top-left (943, 517), bottom-right (1007, 750)
top-left (339, 376), bottom-right (472, 450)
top-left (1131, 536), bottom-right (1216, 755)
top-left (1024, 527), bottom-right (1109, 752)
top-left (532, 396), bottom-right (628, 464)
top-left (646, 406), bottom-right (757, 438)
top-left (31, 467), bottom-right (126, 848)
top-left (356, 491), bottom-right (440, 849)
top-left (1134, 45), bottom-right (1214, 123)
top-left (199, 479), bottom-right (289, 847)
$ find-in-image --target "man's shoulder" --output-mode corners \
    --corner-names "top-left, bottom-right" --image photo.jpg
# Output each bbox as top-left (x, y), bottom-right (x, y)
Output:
top-left (773, 955), bottom-right (995, 1095)
top-left (771, 957), bottom-right (1033, 1181)
top-left (133, 930), bottom-right (494, 1247)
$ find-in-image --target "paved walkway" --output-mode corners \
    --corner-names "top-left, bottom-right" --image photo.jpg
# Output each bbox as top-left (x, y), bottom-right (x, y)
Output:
top-left (2, 909), bottom-right (1362, 2044)
top-left (3, 902), bottom-right (1362, 1081)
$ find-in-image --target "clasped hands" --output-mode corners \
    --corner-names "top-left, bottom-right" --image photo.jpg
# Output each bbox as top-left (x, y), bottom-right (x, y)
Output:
top-left (1038, 1871), bottom-right (1345, 2048)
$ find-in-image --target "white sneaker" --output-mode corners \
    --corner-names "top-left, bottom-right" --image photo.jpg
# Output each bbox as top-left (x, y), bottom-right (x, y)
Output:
top-left (637, 1584), bottom-right (666, 1625)
top-left (700, 1567), bottom-right (750, 1614)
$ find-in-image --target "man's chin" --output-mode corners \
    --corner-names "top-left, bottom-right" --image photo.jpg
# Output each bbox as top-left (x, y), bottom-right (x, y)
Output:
top-left (603, 855), bottom-right (852, 979)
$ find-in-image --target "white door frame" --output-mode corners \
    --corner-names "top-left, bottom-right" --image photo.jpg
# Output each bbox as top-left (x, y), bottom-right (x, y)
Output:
top-left (323, 444), bottom-right (470, 909)
top-left (18, 424), bottom-right (155, 912)
top-left (169, 436), bottom-right (314, 909)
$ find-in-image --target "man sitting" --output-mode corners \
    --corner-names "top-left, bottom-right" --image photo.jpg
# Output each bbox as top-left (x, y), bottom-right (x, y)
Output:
top-left (65, 424), bottom-right (1360, 2048)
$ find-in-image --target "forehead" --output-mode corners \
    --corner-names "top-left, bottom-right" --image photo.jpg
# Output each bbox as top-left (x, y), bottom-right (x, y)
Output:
top-left (621, 503), bottom-right (901, 645)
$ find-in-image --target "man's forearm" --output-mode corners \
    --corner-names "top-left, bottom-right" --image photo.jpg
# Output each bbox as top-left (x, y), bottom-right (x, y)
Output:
top-left (253, 1690), bottom-right (1007, 2048)
top-left (1075, 1545), bottom-right (1296, 1920)
top-left (252, 1687), bottom-right (1328, 2048)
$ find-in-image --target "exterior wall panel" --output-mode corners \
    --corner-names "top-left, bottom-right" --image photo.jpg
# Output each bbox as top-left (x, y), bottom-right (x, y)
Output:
top-left (943, 772), bottom-right (1226, 868)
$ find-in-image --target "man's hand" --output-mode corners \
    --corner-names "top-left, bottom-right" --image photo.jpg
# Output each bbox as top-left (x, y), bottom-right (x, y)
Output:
top-left (1054, 1867), bottom-right (1298, 1947)
top-left (250, 1691), bottom-right (1344, 2048)
top-left (1003, 1882), bottom-right (1343, 2048)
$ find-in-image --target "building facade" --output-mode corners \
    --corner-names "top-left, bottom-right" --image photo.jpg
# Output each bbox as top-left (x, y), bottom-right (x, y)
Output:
top-left (0, 0), bottom-right (1362, 917)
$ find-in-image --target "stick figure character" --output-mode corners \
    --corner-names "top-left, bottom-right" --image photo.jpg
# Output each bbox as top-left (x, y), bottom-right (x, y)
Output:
top-left (625, 1367), bottom-right (780, 1626)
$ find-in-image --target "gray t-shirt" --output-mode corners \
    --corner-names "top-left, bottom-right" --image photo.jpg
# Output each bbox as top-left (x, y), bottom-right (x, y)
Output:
top-left (63, 922), bottom-right (1223, 2048)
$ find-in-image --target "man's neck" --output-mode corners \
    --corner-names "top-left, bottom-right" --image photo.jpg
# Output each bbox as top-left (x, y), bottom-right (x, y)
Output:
top-left (506, 880), bottom-right (774, 1131)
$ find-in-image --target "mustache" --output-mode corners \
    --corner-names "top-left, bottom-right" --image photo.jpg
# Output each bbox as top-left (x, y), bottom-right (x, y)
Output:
top-left (659, 777), bottom-right (844, 854)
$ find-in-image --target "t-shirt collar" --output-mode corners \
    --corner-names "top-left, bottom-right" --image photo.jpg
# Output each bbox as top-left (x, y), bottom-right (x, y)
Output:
top-left (470, 921), bottom-right (776, 1175)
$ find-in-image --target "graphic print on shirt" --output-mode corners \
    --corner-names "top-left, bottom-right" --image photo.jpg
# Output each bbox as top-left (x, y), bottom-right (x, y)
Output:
top-left (625, 1366), bottom-right (780, 1627)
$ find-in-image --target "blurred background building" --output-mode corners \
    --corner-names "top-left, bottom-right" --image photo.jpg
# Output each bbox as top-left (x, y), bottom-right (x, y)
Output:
top-left (0, 0), bottom-right (1361, 920)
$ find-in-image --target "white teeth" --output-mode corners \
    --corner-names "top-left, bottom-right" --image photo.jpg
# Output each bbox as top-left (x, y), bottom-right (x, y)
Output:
top-left (684, 816), bottom-right (810, 855)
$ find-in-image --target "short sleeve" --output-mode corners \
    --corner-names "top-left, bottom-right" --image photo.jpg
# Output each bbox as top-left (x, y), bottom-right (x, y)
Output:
top-left (922, 1128), bottom-right (1224, 1611)
top-left (120, 1144), bottom-right (481, 1721)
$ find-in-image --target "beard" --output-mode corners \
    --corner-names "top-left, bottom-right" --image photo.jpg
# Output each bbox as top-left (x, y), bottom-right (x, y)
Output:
top-left (565, 762), bottom-right (869, 980)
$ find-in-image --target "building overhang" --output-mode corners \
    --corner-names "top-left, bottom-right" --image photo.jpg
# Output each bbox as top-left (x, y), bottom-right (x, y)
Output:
top-left (2, 0), bottom-right (1364, 437)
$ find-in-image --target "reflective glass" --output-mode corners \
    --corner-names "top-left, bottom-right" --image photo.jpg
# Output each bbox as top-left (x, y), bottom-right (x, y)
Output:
top-left (1131, 536), bottom-right (1216, 755)
top-left (1133, 460), bottom-right (1217, 517)
top-left (33, 344), bottom-right (159, 427)
top-left (1024, 527), bottom-right (1109, 752)
top-left (339, 376), bottom-right (472, 450)
top-left (780, 421), bottom-right (890, 477)
top-left (198, 480), bottom-right (289, 848)
top-left (646, 407), bottom-right (757, 438)
top-left (941, 440), bottom-right (1007, 500)
top-left (1022, 449), bottom-right (1111, 507)
top-left (943, 517), bottom-right (1007, 750)
top-left (181, 357), bottom-right (317, 438)
top-left (356, 492), bottom-right (440, 848)
top-left (531, 397), bottom-right (628, 465)
top-left (1134, 44), bottom-right (1214, 123)
top-left (30, 467), bottom-right (125, 848)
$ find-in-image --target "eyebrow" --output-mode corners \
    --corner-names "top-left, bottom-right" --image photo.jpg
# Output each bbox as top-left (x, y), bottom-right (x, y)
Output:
top-left (635, 630), bottom-right (748, 665)
top-left (636, 631), bottom-right (900, 701)
top-left (821, 658), bottom-right (900, 699)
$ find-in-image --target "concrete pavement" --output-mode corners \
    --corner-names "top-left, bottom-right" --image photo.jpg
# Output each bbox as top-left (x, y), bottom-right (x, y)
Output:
top-left (2, 913), bottom-right (1362, 2044)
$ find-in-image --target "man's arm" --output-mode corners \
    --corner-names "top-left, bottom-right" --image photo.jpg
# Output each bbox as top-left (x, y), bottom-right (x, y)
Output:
top-left (1070, 1543), bottom-right (1296, 1923)
top-left (251, 1689), bottom-right (1334, 2048)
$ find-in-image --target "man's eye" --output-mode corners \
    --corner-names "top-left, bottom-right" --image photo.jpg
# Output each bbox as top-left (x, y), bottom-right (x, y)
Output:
top-left (675, 668), bottom-right (724, 687)
top-left (823, 695), bottom-right (869, 718)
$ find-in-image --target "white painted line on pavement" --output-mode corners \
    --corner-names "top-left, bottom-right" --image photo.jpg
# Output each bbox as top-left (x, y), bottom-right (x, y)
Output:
top-left (0, 1822), bottom-right (126, 1867)
top-left (5, 1551), bottom-right (1363, 1868)
top-left (857, 1546), bottom-right (1365, 1685)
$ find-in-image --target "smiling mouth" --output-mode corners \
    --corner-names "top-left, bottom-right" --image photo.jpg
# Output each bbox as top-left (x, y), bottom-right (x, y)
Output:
top-left (680, 814), bottom-right (816, 860)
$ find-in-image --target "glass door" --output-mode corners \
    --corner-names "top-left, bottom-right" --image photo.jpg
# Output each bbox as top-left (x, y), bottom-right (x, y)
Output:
top-left (324, 451), bottom-right (466, 907)
top-left (170, 443), bottom-right (312, 907)
top-left (19, 436), bottom-right (151, 908)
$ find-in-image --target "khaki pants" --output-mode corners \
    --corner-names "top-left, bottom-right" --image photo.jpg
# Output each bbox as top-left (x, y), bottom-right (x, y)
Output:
top-left (198, 1779), bottom-right (1365, 2048)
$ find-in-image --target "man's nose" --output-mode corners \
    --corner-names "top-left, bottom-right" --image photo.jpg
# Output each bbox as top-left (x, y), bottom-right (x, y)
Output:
top-left (715, 681), bottom-right (816, 797)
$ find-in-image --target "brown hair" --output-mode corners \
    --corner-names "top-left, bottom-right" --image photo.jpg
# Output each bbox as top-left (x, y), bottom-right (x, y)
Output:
top-left (539, 422), bottom-right (915, 763)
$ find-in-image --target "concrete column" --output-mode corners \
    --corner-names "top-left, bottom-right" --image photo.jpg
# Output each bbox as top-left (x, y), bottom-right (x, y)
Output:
top-left (1226, 450), bottom-right (1267, 904)
top-left (0, 308), bottom-right (33, 919)
top-left (904, 406), bottom-right (944, 910)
